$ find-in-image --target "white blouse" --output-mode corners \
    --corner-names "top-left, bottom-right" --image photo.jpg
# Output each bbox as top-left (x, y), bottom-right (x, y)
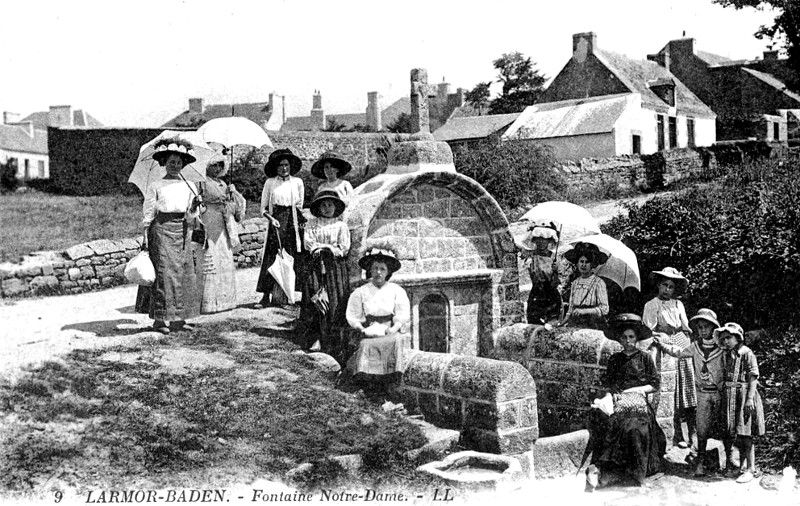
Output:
top-left (643, 297), bottom-right (690, 334)
top-left (260, 176), bottom-right (304, 214)
top-left (346, 282), bottom-right (410, 329)
top-left (304, 217), bottom-right (351, 257)
top-left (142, 178), bottom-right (199, 227)
top-left (317, 179), bottom-right (354, 202)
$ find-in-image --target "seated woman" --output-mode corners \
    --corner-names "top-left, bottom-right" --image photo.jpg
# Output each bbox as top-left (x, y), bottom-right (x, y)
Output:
top-left (561, 243), bottom-right (609, 329)
top-left (343, 247), bottom-right (410, 385)
top-left (586, 313), bottom-right (666, 489)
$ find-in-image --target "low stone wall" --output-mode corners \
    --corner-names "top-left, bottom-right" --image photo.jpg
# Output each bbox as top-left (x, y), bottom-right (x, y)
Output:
top-left (399, 351), bottom-right (538, 454)
top-left (490, 324), bottom-right (676, 440)
top-left (0, 218), bottom-right (269, 298)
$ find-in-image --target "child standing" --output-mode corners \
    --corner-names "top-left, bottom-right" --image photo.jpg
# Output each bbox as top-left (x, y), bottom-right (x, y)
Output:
top-left (653, 308), bottom-right (725, 476)
top-left (643, 267), bottom-right (697, 449)
top-left (717, 322), bottom-right (765, 483)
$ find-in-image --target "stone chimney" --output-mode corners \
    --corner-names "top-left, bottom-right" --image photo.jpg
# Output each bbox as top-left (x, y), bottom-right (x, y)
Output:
top-left (572, 32), bottom-right (598, 63)
top-left (763, 50), bottom-right (779, 61)
top-left (189, 98), bottom-right (204, 114)
top-left (3, 112), bottom-right (20, 124)
top-left (366, 91), bottom-right (382, 131)
top-left (647, 49), bottom-right (670, 72)
top-left (310, 90), bottom-right (326, 131)
top-left (49, 105), bottom-right (73, 127)
top-left (454, 88), bottom-right (466, 107)
top-left (264, 93), bottom-right (285, 131)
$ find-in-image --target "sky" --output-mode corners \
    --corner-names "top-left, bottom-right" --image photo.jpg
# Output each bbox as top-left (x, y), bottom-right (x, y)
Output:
top-left (0, 0), bottom-right (781, 128)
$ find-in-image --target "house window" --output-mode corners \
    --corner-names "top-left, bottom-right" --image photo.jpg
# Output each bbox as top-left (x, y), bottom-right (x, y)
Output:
top-left (773, 122), bottom-right (780, 141)
top-left (24, 159), bottom-right (30, 180)
top-left (687, 118), bottom-right (696, 148)
top-left (657, 115), bottom-right (665, 151)
top-left (632, 134), bottom-right (642, 154)
top-left (38, 160), bottom-right (45, 178)
top-left (668, 117), bottom-right (678, 148)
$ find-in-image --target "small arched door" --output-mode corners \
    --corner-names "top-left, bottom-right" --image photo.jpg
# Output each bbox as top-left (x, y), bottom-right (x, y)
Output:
top-left (419, 293), bottom-right (448, 353)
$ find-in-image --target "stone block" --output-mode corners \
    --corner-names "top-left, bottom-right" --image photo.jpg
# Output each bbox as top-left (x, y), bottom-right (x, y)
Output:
top-left (531, 430), bottom-right (590, 479)
top-left (79, 266), bottom-right (95, 277)
top-left (464, 402), bottom-right (499, 430)
top-left (498, 402), bottom-right (519, 430)
top-left (452, 256), bottom-right (480, 271)
top-left (100, 276), bottom-right (115, 286)
top-left (527, 360), bottom-right (581, 384)
top-left (437, 395), bottom-right (463, 428)
top-left (656, 392), bottom-right (674, 418)
top-left (393, 220), bottom-right (419, 237)
top-left (423, 200), bottom-right (449, 219)
top-left (441, 355), bottom-right (536, 402)
top-left (399, 203), bottom-right (422, 219)
top-left (20, 265), bottom-right (43, 277)
top-left (417, 187), bottom-right (435, 203)
top-left (41, 264), bottom-right (55, 276)
top-left (2, 277), bottom-right (28, 296)
top-left (438, 238), bottom-right (466, 258)
top-left (392, 238), bottom-right (419, 260)
top-left (454, 303), bottom-right (479, 317)
top-left (367, 219), bottom-right (393, 238)
top-left (419, 238), bottom-right (439, 259)
top-left (537, 406), bottom-right (588, 437)
top-left (89, 279), bottom-right (100, 286)
top-left (464, 236), bottom-right (492, 257)
top-left (449, 198), bottom-right (477, 219)
top-left (419, 218), bottom-right (453, 237)
top-left (90, 256), bottom-right (106, 265)
top-left (417, 258), bottom-right (451, 273)
top-left (29, 275), bottom-right (59, 290)
top-left (402, 352), bottom-right (455, 391)
top-left (120, 238), bottom-right (140, 251)
top-left (65, 244), bottom-right (94, 260)
top-left (446, 218), bottom-right (484, 237)
top-left (85, 239), bottom-right (120, 256)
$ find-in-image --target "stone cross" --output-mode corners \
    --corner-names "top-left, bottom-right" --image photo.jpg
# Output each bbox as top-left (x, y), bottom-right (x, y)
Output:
top-left (410, 68), bottom-right (434, 134)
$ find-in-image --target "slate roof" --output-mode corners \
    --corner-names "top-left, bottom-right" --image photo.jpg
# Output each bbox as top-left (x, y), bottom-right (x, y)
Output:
top-left (594, 49), bottom-right (716, 118)
top-left (696, 50), bottom-right (732, 66)
top-left (162, 102), bottom-right (273, 128)
top-left (433, 113), bottom-right (520, 142)
top-left (282, 97), bottom-right (411, 132)
top-left (0, 124), bottom-right (48, 154)
top-left (21, 110), bottom-right (103, 129)
top-left (742, 68), bottom-right (800, 103)
top-left (503, 94), bottom-right (630, 140)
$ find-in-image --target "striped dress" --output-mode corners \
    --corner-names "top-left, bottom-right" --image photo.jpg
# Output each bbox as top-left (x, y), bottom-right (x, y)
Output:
top-left (643, 297), bottom-right (697, 410)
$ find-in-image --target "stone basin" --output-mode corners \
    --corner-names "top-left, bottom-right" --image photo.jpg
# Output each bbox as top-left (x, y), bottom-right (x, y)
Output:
top-left (416, 451), bottom-right (523, 492)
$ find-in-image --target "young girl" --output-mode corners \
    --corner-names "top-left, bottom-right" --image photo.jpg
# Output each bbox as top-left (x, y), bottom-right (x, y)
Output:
top-left (643, 267), bottom-right (697, 450)
top-left (311, 151), bottom-right (354, 202)
top-left (717, 322), bottom-right (765, 483)
top-left (302, 190), bottom-right (351, 356)
top-left (654, 308), bottom-right (725, 476)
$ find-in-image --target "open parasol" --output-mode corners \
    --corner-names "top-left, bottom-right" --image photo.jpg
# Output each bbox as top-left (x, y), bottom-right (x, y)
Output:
top-left (568, 234), bottom-right (641, 291)
top-left (128, 130), bottom-right (215, 196)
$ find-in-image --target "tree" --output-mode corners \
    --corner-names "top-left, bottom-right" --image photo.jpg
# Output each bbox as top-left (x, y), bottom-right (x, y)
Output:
top-left (323, 118), bottom-right (347, 132)
top-left (386, 112), bottom-right (413, 133)
top-left (465, 82), bottom-right (491, 115)
top-left (713, 0), bottom-right (800, 88)
top-left (488, 51), bottom-right (547, 114)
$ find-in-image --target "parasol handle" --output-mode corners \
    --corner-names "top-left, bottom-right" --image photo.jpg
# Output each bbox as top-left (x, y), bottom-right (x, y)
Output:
top-left (552, 224), bottom-right (564, 266)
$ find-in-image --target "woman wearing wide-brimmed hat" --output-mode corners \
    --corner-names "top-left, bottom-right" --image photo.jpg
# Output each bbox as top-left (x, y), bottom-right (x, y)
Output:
top-left (343, 246), bottom-right (410, 385)
top-left (585, 314), bottom-right (666, 490)
top-left (301, 189), bottom-right (351, 354)
top-left (134, 137), bottom-right (204, 334)
top-left (254, 148), bottom-right (307, 308)
top-left (197, 153), bottom-right (246, 313)
top-left (518, 220), bottom-right (561, 324)
top-left (560, 242), bottom-right (609, 329)
top-left (643, 266), bottom-right (696, 449)
top-left (311, 151), bottom-right (354, 202)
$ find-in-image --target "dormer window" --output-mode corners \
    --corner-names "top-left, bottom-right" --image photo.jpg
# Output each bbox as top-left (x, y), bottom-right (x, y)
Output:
top-left (648, 78), bottom-right (676, 106)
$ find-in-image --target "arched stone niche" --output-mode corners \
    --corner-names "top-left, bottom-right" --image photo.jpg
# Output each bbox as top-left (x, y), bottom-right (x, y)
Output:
top-left (344, 170), bottom-right (524, 357)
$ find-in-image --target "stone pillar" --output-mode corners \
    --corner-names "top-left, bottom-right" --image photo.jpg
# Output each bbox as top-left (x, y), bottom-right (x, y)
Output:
top-left (49, 105), bottom-right (73, 127)
top-left (410, 68), bottom-right (433, 134)
top-left (188, 98), bottom-right (204, 115)
top-left (366, 91), bottom-right (381, 131)
top-left (311, 90), bottom-right (326, 131)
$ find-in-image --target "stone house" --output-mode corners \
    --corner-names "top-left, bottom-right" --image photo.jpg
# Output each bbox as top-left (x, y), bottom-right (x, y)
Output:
top-left (1, 105), bottom-right (103, 180)
top-left (649, 38), bottom-right (800, 141)
top-left (524, 32), bottom-right (716, 160)
top-left (162, 95), bottom-right (285, 131)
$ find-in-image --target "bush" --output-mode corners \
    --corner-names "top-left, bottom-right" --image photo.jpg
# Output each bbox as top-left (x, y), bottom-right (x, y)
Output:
top-left (603, 158), bottom-right (800, 470)
top-left (452, 136), bottom-right (564, 218)
top-left (0, 159), bottom-right (19, 193)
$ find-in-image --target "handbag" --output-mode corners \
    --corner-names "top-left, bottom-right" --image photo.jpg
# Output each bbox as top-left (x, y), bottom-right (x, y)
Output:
top-left (191, 224), bottom-right (206, 245)
top-left (124, 251), bottom-right (155, 286)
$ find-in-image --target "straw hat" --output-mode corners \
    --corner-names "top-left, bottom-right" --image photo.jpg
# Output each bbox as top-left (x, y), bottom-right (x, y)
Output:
top-left (603, 313), bottom-right (653, 342)
top-left (516, 220), bottom-right (559, 251)
top-left (310, 190), bottom-right (346, 218)
top-left (206, 153), bottom-right (229, 177)
top-left (358, 247), bottom-right (401, 275)
top-left (310, 151), bottom-right (353, 179)
top-left (564, 242), bottom-right (608, 266)
top-left (650, 267), bottom-right (689, 294)
top-left (152, 138), bottom-right (197, 166)
top-left (689, 308), bottom-right (720, 331)
top-left (714, 322), bottom-right (744, 344)
top-left (264, 148), bottom-right (302, 177)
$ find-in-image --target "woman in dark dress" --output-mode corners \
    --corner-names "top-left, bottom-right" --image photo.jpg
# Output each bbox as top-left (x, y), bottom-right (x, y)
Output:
top-left (587, 313), bottom-right (666, 489)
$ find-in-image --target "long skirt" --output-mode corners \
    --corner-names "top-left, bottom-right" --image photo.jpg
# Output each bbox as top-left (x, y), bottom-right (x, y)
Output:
top-left (592, 404), bottom-right (666, 484)
top-left (302, 249), bottom-right (350, 353)
top-left (344, 315), bottom-right (409, 375)
top-left (199, 203), bottom-right (237, 313)
top-left (256, 205), bottom-right (307, 301)
top-left (663, 330), bottom-right (697, 411)
top-left (135, 213), bottom-right (200, 322)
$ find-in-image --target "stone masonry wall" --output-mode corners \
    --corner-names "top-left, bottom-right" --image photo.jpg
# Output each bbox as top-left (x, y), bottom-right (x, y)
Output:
top-left (491, 324), bottom-right (676, 441)
top-left (0, 218), bottom-right (269, 298)
top-left (399, 351), bottom-right (539, 454)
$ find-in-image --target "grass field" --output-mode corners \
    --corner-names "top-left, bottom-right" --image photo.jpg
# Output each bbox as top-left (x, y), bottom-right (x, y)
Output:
top-left (0, 191), bottom-right (261, 263)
